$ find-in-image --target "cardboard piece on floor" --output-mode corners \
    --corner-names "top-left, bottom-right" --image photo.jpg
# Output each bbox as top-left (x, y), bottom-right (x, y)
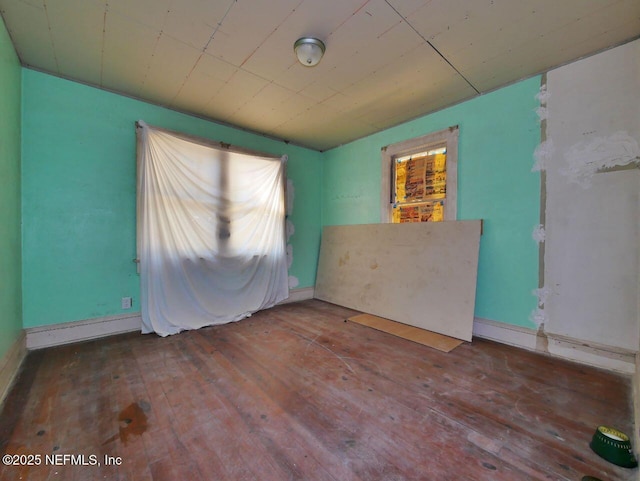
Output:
top-left (347, 313), bottom-right (464, 353)
top-left (315, 221), bottom-right (482, 342)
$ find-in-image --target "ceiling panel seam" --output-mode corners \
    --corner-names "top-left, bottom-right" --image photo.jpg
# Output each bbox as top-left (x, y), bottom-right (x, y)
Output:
top-left (329, 0), bottom-right (372, 35)
top-left (139, 31), bottom-right (163, 96)
top-left (170, 0), bottom-right (236, 105)
top-left (42, 1), bottom-right (60, 73)
top-left (383, 0), bottom-right (480, 95)
top-left (201, 0), bottom-right (236, 52)
top-left (100, 2), bottom-right (107, 87)
top-left (135, 5), bottom-right (170, 96)
top-left (239, 1), bottom-right (304, 68)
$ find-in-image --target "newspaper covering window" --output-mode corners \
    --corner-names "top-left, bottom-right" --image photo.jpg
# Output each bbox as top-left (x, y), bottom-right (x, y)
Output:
top-left (392, 149), bottom-right (446, 223)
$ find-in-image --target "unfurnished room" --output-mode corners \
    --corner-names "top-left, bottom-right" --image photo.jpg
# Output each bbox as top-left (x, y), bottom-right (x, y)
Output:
top-left (1, 1), bottom-right (639, 480)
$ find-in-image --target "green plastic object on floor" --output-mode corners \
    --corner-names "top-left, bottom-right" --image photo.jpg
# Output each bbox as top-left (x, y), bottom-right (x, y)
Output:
top-left (589, 426), bottom-right (638, 469)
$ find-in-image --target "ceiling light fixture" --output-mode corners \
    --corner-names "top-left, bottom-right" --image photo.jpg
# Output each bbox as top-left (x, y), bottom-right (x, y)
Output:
top-left (294, 37), bottom-right (325, 67)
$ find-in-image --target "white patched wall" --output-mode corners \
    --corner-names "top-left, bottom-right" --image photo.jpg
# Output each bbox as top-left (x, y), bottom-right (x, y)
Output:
top-left (544, 39), bottom-right (640, 361)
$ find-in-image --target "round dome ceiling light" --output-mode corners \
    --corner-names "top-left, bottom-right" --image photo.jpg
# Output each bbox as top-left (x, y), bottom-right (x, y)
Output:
top-left (294, 37), bottom-right (326, 67)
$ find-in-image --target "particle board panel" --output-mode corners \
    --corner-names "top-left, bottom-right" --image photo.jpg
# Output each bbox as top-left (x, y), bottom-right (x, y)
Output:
top-left (314, 220), bottom-right (482, 342)
top-left (347, 313), bottom-right (464, 352)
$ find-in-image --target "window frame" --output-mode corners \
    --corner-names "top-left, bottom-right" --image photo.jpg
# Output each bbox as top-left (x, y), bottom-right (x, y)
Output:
top-left (380, 126), bottom-right (459, 223)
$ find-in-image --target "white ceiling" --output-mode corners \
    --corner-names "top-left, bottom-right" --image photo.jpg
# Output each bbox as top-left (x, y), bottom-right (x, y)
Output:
top-left (2, 0), bottom-right (639, 151)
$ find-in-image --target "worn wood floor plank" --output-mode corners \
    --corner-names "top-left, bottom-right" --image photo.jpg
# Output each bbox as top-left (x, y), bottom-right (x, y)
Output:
top-left (234, 310), bottom-right (608, 479)
top-left (0, 300), bottom-right (635, 481)
top-left (315, 306), bottom-right (631, 479)
top-left (211, 319), bottom-right (507, 479)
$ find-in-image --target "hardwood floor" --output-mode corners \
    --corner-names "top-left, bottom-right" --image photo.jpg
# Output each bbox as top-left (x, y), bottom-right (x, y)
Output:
top-left (0, 300), bottom-right (635, 480)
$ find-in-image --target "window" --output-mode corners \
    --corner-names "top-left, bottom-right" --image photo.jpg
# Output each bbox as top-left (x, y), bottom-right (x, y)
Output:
top-left (136, 122), bottom-right (289, 336)
top-left (380, 126), bottom-right (459, 223)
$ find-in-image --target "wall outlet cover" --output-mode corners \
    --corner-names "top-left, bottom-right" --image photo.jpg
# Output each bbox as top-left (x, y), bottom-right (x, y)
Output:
top-left (121, 297), bottom-right (133, 309)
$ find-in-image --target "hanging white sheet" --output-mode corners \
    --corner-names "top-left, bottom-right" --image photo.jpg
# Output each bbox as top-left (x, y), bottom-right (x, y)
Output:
top-left (136, 121), bottom-right (289, 336)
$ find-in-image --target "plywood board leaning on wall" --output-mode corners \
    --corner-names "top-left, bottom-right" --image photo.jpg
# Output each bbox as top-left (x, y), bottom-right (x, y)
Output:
top-left (314, 221), bottom-right (482, 342)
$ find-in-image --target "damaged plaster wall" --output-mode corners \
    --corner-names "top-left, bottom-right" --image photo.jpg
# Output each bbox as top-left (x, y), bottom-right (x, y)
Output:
top-left (544, 39), bottom-right (640, 355)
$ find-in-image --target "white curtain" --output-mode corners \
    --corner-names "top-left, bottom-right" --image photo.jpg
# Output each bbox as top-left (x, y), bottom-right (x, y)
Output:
top-left (136, 121), bottom-right (289, 336)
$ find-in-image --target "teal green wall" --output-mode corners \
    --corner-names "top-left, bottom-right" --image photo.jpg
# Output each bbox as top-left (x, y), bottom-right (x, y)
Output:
top-left (322, 77), bottom-right (541, 327)
top-left (22, 69), bottom-right (322, 328)
top-left (0, 17), bottom-right (23, 357)
top-left (21, 67), bottom-right (540, 330)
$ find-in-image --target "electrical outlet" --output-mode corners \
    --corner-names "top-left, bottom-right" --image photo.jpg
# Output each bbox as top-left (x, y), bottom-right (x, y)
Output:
top-left (121, 297), bottom-right (132, 309)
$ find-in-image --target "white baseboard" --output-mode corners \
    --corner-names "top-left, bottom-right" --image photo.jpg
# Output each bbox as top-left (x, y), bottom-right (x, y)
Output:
top-left (29, 296), bottom-right (632, 374)
top-left (26, 313), bottom-right (142, 350)
top-left (0, 331), bottom-right (27, 408)
top-left (473, 317), bottom-right (538, 350)
top-left (545, 332), bottom-right (637, 374)
top-left (280, 287), bottom-right (315, 304)
top-left (26, 288), bottom-right (316, 350)
top-left (473, 317), bottom-right (636, 374)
